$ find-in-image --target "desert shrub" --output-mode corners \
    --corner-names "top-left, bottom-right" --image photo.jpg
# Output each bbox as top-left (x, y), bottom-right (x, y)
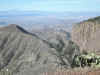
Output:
top-left (71, 52), bottom-right (100, 68)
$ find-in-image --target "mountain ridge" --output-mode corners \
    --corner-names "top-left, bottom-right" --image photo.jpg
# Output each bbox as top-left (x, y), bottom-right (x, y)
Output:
top-left (72, 16), bottom-right (100, 52)
top-left (0, 24), bottom-right (29, 33)
top-left (0, 24), bottom-right (79, 75)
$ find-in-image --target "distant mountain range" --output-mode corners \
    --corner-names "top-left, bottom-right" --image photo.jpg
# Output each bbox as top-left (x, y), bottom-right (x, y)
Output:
top-left (0, 10), bottom-right (100, 17)
top-left (0, 10), bottom-right (100, 30)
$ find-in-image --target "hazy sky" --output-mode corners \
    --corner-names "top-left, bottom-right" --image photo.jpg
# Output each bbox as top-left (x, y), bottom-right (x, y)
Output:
top-left (0, 0), bottom-right (100, 12)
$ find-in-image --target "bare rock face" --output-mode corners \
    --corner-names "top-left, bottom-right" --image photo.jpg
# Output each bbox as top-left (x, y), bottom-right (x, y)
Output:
top-left (72, 16), bottom-right (100, 52)
top-left (0, 24), bottom-right (80, 75)
top-left (0, 24), bottom-right (57, 75)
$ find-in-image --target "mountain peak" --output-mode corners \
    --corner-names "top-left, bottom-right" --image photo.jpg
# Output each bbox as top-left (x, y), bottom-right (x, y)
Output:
top-left (7, 24), bottom-right (19, 28)
top-left (0, 24), bottom-right (28, 33)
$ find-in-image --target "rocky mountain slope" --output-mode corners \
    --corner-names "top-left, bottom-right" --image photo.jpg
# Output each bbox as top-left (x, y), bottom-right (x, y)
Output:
top-left (72, 16), bottom-right (100, 53)
top-left (0, 24), bottom-right (79, 75)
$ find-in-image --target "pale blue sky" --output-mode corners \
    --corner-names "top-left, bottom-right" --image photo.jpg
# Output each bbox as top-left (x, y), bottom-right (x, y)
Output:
top-left (0, 0), bottom-right (100, 12)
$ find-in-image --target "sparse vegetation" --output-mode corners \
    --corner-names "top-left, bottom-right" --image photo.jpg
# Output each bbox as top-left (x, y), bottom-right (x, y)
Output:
top-left (87, 16), bottom-right (100, 23)
top-left (72, 52), bottom-right (100, 68)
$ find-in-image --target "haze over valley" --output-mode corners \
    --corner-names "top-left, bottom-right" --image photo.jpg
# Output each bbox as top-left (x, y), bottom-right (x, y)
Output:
top-left (0, 10), bottom-right (99, 31)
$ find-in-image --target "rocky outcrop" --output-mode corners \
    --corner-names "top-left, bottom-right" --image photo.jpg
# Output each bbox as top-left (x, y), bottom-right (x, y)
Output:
top-left (0, 24), bottom-right (80, 75)
top-left (72, 16), bottom-right (100, 52)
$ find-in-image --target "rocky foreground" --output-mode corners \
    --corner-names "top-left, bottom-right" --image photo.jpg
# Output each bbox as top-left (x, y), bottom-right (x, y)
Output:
top-left (43, 68), bottom-right (100, 75)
